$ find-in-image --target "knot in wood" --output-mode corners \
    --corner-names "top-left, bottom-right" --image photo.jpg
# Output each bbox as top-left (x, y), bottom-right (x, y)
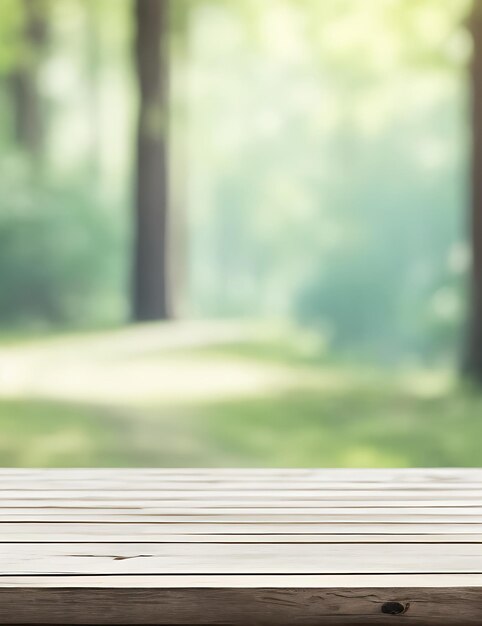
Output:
top-left (381, 601), bottom-right (408, 615)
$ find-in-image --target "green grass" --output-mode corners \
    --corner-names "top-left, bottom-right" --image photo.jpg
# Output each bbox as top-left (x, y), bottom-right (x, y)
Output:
top-left (0, 399), bottom-right (209, 467)
top-left (194, 387), bottom-right (482, 467)
top-left (0, 323), bottom-right (481, 468)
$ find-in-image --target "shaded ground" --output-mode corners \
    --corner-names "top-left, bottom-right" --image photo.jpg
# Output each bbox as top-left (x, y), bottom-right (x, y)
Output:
top-left (0, 322), bottom-right (480, 467)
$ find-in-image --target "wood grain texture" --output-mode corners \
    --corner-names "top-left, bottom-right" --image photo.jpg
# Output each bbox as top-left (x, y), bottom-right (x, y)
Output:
top-left (3, 524), bottom-right (482, 542)
top-left (1, 587), bottom-right (482, 625)
top-left (1, 468), bottom-right (482, 624)
top-left (2, 542), bottom-right (482, 575)
top-left (2, 573), bottom-right (482, 587)
top-left (2, 511), bottom-right (482, 522)
top-left (5, 521), bottom-right (482, 538)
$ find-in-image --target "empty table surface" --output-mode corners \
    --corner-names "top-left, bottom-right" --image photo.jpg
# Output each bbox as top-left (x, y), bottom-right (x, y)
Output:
top-left (1, 468), bottom-right (482, 625)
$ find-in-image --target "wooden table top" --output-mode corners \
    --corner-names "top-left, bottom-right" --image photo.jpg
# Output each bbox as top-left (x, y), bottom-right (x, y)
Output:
top-left (1, 468), bottom-right (482, 625)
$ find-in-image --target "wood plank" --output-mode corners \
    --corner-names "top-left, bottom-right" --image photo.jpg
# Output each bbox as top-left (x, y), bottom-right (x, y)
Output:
top-left (4, 502), bottom-right (482, 512)
top-left (2, 522), bottom-right (482, 539)
top-left (2, 468), bottom-right (482, 624)
top-left (0, 524), bottom-right (482, 544)
top-left (1, 468), bottom-right (481, 479)
top-left (4, 495), bottom-right (482, 506)
top-left (2, 573), bottom-right (482, 587)
top-left (6, 487), bottom-right (482, 495)
top-left (0, 486), bottom-right (482, 503)
top-left (3, 510), bottom-right (482, 522)
top-left (2, 469), bottom-right (482, 491)
top-left (1, 543), bottom-right (482, 574)
top-left (1, 585), bottom-right (482, 625)
top-left (4, 480), bottom-right (482, 490)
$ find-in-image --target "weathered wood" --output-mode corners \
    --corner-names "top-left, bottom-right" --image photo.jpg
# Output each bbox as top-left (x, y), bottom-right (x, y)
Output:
top-left (1, 587), bottom-right (482, 625)
top-left (4, 489), bottom-right (482, 499)
top-left (2, 573), bottom-right (482, 587)
top-left (2, 510), bottom-right (482, 522)
top-left (3, 523), bottom-right (482, 541)
top-left (4, 504), bottom-right (482, 514)
top-left (3, 523), bottom-right (482, 542)
top-left (1, 542), bottom-right (482, 574)
top-left (2, 531), bottom-right (482, 543)
top-left (2, 467), bottom-right (482, 485)
top-left (1, 468), bottom-right (482, 624)
top-left (4, 496), bottom-right (482, 505)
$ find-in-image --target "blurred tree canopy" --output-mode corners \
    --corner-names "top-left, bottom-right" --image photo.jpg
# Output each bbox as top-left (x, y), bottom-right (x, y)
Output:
top-left (0, 0), bottom-right (474, 364)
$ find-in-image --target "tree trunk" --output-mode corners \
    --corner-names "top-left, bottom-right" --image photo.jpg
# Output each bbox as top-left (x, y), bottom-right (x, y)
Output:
top-left (10, 0), bottom-right (48, 161)
top-left (465, 1), bottom-right (482, 378)
top-left (132, 0), bottom-right (171, 321)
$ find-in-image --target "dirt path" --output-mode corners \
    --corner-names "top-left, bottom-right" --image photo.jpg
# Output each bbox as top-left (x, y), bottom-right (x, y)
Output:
top-left (0, 322), bottom-right (297, 406)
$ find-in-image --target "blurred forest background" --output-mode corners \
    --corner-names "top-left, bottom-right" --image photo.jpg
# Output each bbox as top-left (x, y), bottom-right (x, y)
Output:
top-left (1, 0), bottom-right (482, 467)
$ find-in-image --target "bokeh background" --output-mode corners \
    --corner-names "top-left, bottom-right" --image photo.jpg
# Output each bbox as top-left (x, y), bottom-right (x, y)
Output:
top-left (0, 0), bottom-right (481, 467)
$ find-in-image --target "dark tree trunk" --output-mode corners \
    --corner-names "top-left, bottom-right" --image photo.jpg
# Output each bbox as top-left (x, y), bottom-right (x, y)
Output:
top-left (133, 0), bottom-right (171, 321)
top-left (10, 0), bottom-right (48, 161)
top-left (466, 2), bottom-right (482, 378)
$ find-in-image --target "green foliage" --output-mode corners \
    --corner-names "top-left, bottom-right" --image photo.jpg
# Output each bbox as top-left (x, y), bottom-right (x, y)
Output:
top-left (186, 0), bottom-right (470, 363)
top-left (296, 93), bottom-right (467, 361)
top-left (0, 0), bottom-right (23, 71)
top-left (0, 173), bottom-right (126, 327)
top-left (0, 0), bottom-right (475, 364)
